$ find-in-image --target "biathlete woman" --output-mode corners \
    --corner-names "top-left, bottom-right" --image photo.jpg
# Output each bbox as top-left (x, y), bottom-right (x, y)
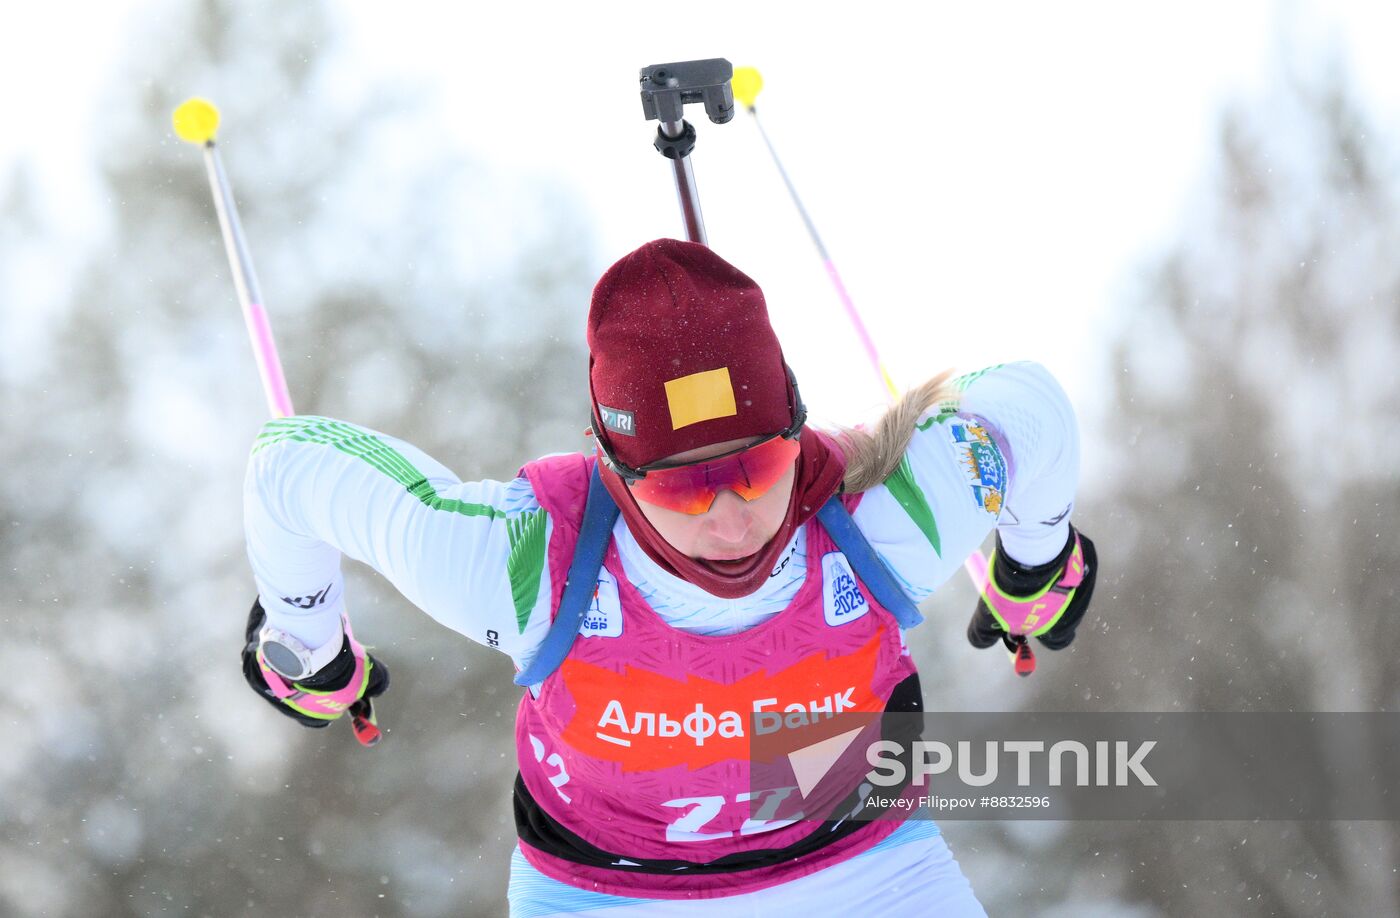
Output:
top-left (241, 239), bottom-right (1097, 916)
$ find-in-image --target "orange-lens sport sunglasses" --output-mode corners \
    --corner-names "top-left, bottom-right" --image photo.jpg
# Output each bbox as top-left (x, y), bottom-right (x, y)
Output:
top-left (615, 434), bottom-right (801, 515)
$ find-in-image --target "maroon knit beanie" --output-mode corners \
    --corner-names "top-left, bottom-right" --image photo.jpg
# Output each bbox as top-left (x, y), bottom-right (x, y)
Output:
top-left (588, 239), bottom-right (794, 469)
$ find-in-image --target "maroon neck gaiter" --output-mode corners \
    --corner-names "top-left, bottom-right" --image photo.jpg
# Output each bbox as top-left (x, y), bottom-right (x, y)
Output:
top-left (599, 429), bottom-right (847, 599)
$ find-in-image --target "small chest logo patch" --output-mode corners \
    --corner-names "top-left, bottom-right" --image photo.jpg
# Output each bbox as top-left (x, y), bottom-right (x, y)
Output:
top-left (822, 552), bottom-right (870, 626)
top-left (582, 568), bottom-right (623, 638)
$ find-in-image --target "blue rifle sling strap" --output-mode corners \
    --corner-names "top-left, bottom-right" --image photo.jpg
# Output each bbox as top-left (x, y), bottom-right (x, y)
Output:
top-left (513, 464), bottom-right (620, 687)
top-left (816, 496), bottom-right (925, 629)
top-left (515, 473), bottom-right (921, 688)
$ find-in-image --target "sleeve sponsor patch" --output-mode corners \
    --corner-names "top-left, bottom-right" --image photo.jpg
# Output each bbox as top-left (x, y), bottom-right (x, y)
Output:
top-left (949, 421), bottom-right (1007, 517)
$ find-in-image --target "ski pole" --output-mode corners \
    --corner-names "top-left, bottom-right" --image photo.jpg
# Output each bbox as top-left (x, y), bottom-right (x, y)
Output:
top-left (732, 68), bottom-right (899, 404)
top-left (732, 69), bottom-right (1028, 676)
top-left (172, 99), bottom-right (293, 420)
top-left (173, 98), bottom-right (385, 741)
top-left (634, 62), bottom-right (1024, 674)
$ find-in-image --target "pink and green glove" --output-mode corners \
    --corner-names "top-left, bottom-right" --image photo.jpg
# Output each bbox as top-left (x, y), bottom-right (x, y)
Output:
top-left (967, 525), bottom-right (1098, 653)
top-left (241, 598), bottom-right (389, 745)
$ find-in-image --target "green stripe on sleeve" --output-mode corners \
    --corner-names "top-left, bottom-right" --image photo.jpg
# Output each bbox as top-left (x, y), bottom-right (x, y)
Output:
top-left (254, 417), bottom-right (510, 519)
top-left (913, 364), bottom-right (1005, 431)
top-left (916, 403), bottom-right (960, 431)
top-left (506, 510), bottom-right (548, 634)
top-left (950, 364), bottom-right (1005, 392)
top-left (883, 456), bottom-right (941, 556)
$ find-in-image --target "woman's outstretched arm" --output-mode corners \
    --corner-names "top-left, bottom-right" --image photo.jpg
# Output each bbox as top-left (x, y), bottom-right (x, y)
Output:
top-left (243, 415), bottom-right (555, 672)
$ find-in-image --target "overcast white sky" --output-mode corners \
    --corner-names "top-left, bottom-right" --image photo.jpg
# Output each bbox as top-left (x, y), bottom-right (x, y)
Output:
top-left (5, 1), bottom-right (1400, 431)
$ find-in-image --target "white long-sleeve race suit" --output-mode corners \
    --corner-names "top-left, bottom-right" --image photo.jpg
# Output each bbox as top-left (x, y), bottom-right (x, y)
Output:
top-left (242, 360), bottom-right (1080, 916)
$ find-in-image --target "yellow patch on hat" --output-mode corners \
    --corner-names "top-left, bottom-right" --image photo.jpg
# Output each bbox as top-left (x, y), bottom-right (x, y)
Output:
top-left (665, 367), bottom-right (737, 430)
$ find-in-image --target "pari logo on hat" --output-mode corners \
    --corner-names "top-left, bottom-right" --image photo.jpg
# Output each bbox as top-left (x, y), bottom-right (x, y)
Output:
top-left (587, 239), bottom-right (792, 468)
top-left (597, 404), bottom-right (636, 437)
